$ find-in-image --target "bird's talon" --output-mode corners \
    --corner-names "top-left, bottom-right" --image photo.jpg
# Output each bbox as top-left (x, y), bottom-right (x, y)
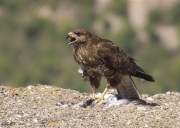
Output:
top-left (96, 97), bottom-right (104, 103)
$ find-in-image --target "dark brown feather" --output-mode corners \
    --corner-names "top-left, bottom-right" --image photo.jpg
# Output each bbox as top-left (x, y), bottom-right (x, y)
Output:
top-left (67, 29), bottom-right (155, 100)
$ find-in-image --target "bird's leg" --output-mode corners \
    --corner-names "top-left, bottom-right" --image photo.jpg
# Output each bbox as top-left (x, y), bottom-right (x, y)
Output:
top-left (91, 86), bottom-right (98, 99)
top-left (92, 93), bottom-right (96, 99)
top-left (92, 87), bottom-right (103, 99)
top-left (97, 87), bottom-right (109, 102)
top-left (90, 76), bottom-right (101, 99)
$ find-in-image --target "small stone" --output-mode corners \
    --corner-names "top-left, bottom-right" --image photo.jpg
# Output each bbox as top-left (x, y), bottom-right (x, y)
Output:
top-left (56, 102), bottom-right (64, 106)
top-left (145, 124), bottom-right (148, 127)
top-left (28, 85), bottom-right (32, 90)
top-left (137, 107), bottom-right (146, 111)
top-left (61, 104), bottom-right (69, 107)
top-left (15, 114), bottom-right (22, 118)
top-left (33, 118), bottom-right (38, 123)
top-left (147, 97), bottom-right (153, 101)
top-left (166, 91), bottom-right (171, 94)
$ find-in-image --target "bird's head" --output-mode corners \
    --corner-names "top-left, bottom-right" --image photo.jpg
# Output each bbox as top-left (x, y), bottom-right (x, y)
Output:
top-left (66, 29), bottom-right (90, 46)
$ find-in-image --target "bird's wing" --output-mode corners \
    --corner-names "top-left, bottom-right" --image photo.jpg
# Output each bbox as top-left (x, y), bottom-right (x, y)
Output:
top-left (117, 75), bottom-right (141, 99)
top-left (97, 41), bottom-right (136, 75)
top-left (117, 75), bottom-right (147, 105)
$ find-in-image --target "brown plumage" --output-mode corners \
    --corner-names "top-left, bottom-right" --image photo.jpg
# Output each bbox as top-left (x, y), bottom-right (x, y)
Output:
top-left (66, 29), bottom-right (155, 103)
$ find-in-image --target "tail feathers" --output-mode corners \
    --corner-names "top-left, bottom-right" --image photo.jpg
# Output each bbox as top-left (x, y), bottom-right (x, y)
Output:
top-left (134, 70), bottom-right (155, 82)
top-left (117, 75), bottom-right (141, 99)
top-left (136, 65), bottom-right (145, 73)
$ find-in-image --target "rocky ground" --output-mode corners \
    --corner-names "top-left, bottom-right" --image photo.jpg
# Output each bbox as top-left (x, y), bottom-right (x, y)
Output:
top-left (0, 85), bottom-right (180, 128)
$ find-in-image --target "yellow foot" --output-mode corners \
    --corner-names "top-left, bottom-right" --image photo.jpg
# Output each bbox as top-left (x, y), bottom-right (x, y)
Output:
top-left (97, 96), bottom-right (104, 102)
top-left (91, 93), bottom-right (104, 102)
top-left (92, 87), bottom-right (109, 103)
top-left (97, 87), bottom-right (109, 102)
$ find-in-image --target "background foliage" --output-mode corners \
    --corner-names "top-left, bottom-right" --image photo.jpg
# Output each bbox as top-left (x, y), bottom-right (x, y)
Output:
top-left (0, 0), bottom-right (179, 95)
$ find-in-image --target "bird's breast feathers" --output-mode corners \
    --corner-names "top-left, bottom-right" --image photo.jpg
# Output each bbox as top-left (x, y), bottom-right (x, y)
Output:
top-left (73, 45), bottom-right (98, 66)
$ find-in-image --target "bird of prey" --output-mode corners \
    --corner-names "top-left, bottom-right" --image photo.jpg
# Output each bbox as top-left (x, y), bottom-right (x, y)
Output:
top-left (66, 29), bottom-right (155, 103)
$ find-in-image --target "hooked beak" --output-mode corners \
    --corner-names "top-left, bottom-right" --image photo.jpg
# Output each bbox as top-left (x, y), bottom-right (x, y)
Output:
top-left (66, 32), bottom-right (76, 46)
top-left (66, 35), bottom-right (72, 46)
top-left (66, 35), bottom-right (69, 40)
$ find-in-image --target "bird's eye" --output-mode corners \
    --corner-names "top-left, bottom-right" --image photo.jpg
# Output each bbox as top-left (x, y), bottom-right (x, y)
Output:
top-left (75, 32), bottom-right (81, 36)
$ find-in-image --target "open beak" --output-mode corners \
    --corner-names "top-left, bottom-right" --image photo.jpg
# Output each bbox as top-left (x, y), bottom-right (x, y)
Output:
top-left (66, 35), bottom-right (69, 40)
top-left (66, 35), bottom-right (72, 46)
top-left (66, 32), bottom-right (76, 46)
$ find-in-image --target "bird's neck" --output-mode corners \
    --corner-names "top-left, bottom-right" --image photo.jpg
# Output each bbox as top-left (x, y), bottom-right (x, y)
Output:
top-left (73, 43), bottom-right (85, 53)
top-left (87, 34), bottom-right (101, 45)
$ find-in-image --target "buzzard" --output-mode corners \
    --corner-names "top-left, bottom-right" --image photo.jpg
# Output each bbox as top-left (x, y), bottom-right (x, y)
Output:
top-left (66, 29), bottom-right (155, 103)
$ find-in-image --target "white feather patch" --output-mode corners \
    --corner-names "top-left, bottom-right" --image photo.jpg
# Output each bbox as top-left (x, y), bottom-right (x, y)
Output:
top-left (78, 67), bottom-right (83, 74)
top-left (141, 79), bottom-right (144, 82)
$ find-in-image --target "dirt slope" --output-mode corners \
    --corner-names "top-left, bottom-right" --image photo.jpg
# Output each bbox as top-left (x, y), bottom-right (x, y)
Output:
top-left (0, 85), bottom-right (179, 128)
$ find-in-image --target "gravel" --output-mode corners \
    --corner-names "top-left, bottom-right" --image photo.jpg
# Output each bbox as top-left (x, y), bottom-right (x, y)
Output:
top-left (0, 85), bottom-right (180, 128)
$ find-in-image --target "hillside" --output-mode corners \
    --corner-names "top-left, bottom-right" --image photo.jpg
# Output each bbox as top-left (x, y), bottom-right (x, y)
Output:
top-left (0, 85), bottom-right (180, 127)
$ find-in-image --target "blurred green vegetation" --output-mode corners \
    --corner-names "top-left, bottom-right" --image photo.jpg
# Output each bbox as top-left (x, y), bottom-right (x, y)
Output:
top-left (0, 1), bottom-right (179, 95)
